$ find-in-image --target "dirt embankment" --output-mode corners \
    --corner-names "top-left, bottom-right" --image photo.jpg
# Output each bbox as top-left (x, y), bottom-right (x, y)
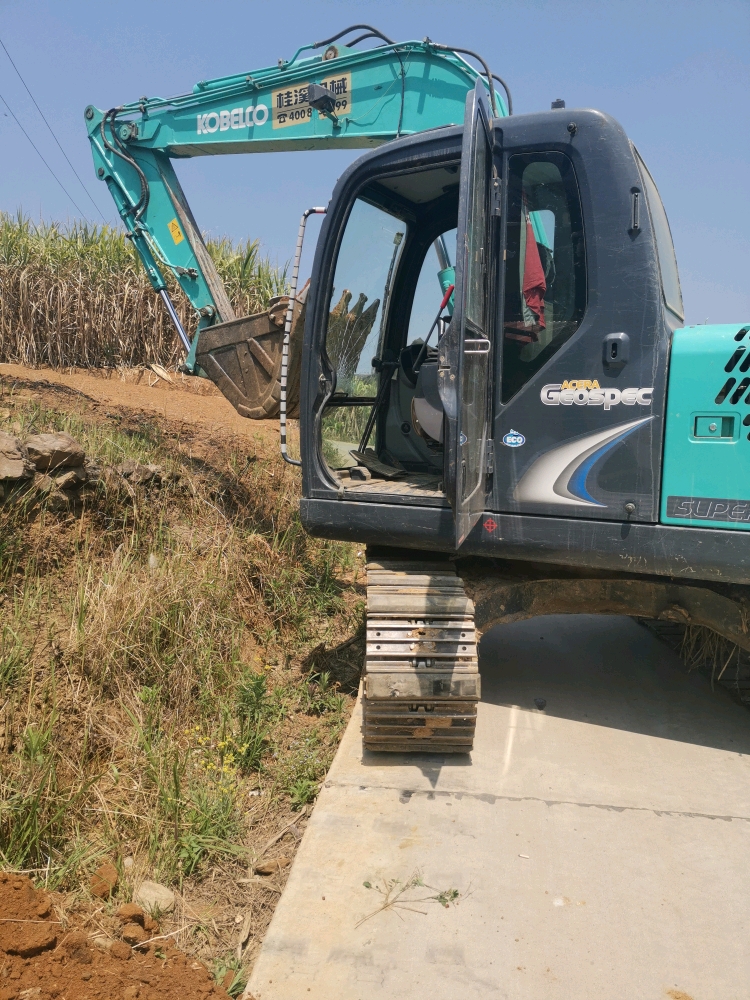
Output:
top-left (0, 363), bottom-right (362, 997)
top-left (0, 364), bottom-right (278, 442)
top-left (0, 872), bottom-right (231, 1000)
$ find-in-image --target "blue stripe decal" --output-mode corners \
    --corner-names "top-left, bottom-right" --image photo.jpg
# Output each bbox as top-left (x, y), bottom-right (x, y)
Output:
top-left (566, 423), bottom-right (645, 504)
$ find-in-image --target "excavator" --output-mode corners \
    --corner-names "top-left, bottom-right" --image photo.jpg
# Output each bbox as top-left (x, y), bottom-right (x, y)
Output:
top-left (86, 25), bottom-right (750, 754)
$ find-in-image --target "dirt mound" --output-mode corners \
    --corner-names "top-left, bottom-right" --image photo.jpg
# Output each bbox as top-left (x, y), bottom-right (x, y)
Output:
top-left (0, 873), bottom-right (231, 1000)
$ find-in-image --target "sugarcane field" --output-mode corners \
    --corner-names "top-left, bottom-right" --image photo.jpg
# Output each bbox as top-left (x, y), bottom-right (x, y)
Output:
top-left (1, 6), bottom-right (749, 1000)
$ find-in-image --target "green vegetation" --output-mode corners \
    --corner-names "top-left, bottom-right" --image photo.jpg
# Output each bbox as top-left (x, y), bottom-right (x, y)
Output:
top-left (0, 390), bottom-right (362, 900)
top-left (0, 211), bottom-right (287, 369)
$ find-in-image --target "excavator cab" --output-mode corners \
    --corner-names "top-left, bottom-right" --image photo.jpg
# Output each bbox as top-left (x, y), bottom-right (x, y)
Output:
top-left (300, 86), bottom-right (687, 560)
top-left (301, 82), bottom-right (495, 547)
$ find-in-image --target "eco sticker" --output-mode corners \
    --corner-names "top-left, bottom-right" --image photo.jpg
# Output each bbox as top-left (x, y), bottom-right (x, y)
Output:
top-left (502, 429), bottom-right (525, 447)
top-left (167, 219), bottom-right (184, 245)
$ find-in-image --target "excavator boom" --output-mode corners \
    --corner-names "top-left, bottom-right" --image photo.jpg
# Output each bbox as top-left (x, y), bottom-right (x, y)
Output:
top-left (84, 28), bottom-right (508, 372)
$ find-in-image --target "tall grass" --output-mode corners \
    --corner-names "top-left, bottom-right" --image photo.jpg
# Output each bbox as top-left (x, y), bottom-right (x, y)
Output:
top-left (0, 211), bottom-right (287, 369)
top-left (0, 391), bottom-right (360, 893)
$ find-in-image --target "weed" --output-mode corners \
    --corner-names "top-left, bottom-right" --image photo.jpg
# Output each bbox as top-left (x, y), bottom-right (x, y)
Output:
top-left (288, 778), bottom-right (318, 811)
top-left (303, 671), bottom-right (347, 716)
top-left (0, 625), bottom-right (26, 691)
top-left (236, 672), bottom-right (268, 731)
top-left (357, 870), bottom-right (462, 926)
top-left (212, 956), bottom-right (248, 998)
top-left (21, 718), bottom-right (55, 765)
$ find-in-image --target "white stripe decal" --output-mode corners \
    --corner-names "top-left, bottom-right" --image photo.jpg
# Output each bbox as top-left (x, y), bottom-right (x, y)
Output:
top-left (513, 417), bottom-right (652, 507)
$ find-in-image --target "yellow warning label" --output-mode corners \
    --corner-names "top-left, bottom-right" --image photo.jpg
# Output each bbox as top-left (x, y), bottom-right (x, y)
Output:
top-left (272, 72), bottom-right (351, 129)
top-left (167, 218), bottom-right (184, 245)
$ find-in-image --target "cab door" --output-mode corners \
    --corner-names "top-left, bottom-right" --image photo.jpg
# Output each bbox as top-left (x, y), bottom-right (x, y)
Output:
top-left (440, 80), bottom-right (494, 546)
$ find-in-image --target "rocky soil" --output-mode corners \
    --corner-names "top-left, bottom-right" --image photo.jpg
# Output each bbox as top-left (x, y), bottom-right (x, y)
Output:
top-left (0, 872), bottom-right (233, 1000)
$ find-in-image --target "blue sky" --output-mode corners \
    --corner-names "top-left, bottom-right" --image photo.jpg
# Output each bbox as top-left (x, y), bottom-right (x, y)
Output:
top-left (1, 0), bottom-right (748, 325)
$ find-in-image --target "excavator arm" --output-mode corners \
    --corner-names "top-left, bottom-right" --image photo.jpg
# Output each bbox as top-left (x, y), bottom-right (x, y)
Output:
top-left (84, 26), bottom-right (509, 372)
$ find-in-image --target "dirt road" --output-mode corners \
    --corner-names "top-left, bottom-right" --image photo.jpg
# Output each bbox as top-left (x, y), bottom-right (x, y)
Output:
top-left (0, 363), bottom-right (279, 444)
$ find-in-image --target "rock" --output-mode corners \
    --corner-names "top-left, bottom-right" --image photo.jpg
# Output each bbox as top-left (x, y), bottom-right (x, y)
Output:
top-left (25, 432), bottom-right (85, 472)
top-left (110, 940), bottom-right (132, 961)
top-left (122, 985), bottom-right (139, 997)
top-left (120, 922), bottom-right (148, 945)
top-left (0, 432), bottom-right (33, 482)
top-left (117, 903), bottom-right (146, 926)
top-left (34, 473), bottom-right (57, 494)
top-left (54, 465), bottom-right (87, 490)
top-left (84, 458), bottom-right (102, 483)
top-left (93, 935), bottom-right (114, 952)
top-left (133, 879), bottom-right (175, 915)
top-left (116, 460), bottom-right (162, 486)
top-left (89, 861), bottom-right (118, 899)
top-left (33, 474), bottom-right (69, 511)
top-left (253, 857), bottom-right (290, 875)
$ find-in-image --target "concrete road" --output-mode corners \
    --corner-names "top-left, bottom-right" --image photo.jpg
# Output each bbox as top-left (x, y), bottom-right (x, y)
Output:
top-left (246, 615), bottom-right (750, 1000)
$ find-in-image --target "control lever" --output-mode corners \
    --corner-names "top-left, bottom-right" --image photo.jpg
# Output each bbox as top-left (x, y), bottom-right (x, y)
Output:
top-left (357, 356), bottom-right (399, 453)
top-left (412, 283), bottom-right (456, 374)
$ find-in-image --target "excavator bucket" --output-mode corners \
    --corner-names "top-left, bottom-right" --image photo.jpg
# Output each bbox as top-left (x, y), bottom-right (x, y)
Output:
top-left (194, 283), bottom-right (308, 420)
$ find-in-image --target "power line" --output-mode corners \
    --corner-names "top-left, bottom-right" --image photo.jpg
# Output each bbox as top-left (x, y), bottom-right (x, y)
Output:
top-left (0, 90), bottom-right (88, 219)
top-left (0, 36), bottom-right (108, 223)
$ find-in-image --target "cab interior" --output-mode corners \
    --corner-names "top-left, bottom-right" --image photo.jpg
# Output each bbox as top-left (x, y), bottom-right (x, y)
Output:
top-left (319, 163), bottom-right (460, 505)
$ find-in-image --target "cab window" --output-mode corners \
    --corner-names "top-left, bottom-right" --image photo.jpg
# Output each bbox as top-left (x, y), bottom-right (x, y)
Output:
top-left (501, 152), bottom-right (586, 401)
top-left (321, 197), bottom-right (406, 469)
top-left (634, 150), bottom-right (684, 320)
top-left (325, 197), bottom-right (405, 398)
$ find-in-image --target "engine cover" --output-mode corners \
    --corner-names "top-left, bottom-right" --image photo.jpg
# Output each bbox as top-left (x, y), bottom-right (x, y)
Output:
top-left (661, 323), bottom-right (750, 530)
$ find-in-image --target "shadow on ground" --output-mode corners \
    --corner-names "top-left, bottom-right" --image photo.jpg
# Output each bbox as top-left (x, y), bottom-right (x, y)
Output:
top-left (479, 613), bottom-right (750, 754)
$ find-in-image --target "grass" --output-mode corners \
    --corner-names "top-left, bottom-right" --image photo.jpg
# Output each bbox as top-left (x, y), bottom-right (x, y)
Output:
top-left (0, 381), bottom-right (364, 975)
top-left (0, 211), bottom-right (287, 369)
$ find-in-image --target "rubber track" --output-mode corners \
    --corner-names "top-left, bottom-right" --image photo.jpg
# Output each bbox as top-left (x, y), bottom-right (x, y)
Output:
top-left (363, 557), bottom-right (480, 753)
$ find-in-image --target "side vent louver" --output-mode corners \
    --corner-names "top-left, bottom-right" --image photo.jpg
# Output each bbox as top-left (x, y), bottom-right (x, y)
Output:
top-left (730, 378), bottom-right (750, 404)
top-left (710, 331), bottom-right (750, 436)
top-left (716, 378), bottom-right (736, 404)
top-left (725, 347), bottom-right (746, 372)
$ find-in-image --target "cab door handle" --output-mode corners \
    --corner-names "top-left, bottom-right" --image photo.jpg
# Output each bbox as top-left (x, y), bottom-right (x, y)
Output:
top-left (603, 332), bottom-right (629, 371)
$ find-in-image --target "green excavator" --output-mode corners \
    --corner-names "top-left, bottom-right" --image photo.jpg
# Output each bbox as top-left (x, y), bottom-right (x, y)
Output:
top-left (85, 25), bottom-right (750, 755)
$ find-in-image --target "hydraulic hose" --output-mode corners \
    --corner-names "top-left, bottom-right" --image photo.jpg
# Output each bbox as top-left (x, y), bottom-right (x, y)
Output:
top-left (428, 43), bottom-right (503, 117)
top-left (491, 73), bottom-right (513, 116)
top-left (100, 108), bottom-right (151, 219)
top-left (313, 24), bottom-right (395, 48)
top-left (348, 32), bottom-right (391, 47)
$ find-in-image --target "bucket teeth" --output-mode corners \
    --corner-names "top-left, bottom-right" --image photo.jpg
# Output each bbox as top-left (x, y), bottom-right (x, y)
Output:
top-left (363, 558), bottom-right (479, 754)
